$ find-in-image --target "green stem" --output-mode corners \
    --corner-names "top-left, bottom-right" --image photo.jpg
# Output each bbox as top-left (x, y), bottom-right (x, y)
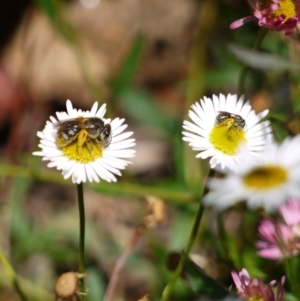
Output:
top-left (237, 27), bottom-right (269, 96)
top-left (160, 168), bottom-right (215, 301)
top-left (285, 256), bottom-right (300, 299)
top-left (0, 162), bottom-right (201, 204)
top-left (0, 248), bottom-right (29, 301)
top-left (13, 279), bottom-right (29, 301)
top-left (77, 183), bottom-right (86, 300)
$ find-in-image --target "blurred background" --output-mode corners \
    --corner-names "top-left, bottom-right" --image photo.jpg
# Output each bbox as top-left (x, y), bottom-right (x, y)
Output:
top-left (0, 0), bottom-right (295, 300)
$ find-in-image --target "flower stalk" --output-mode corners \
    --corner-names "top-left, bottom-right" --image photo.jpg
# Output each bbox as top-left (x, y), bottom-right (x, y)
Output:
top-left (0, 248), bottom-right (29, 301)
top-left (160, 168), bottom-right (215, 301)
top-left (284, 256), bottom-right (300, 299)
top-left (77, 183), bottom-right (86, 300)
top-left (160, 203), bottom-right (205, 301)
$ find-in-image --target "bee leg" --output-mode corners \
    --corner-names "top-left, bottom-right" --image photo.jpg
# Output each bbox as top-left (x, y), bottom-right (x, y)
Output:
top-left (55, 137), bottom-right (70, 149)
top-left (77, 130), bottom-right (88, 154)
top-left (86, 139), bottom-right (94, 159)
top-left (225, 118), bottom-right (235, 132)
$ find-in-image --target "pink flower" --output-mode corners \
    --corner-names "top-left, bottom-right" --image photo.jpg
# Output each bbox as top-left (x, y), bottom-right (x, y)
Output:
top-left (230, 0), bottom-right (300, 35)
top-left (256, 199), bottom-right (300, 259)
top-left (231, 268), bottom-right (285, 301)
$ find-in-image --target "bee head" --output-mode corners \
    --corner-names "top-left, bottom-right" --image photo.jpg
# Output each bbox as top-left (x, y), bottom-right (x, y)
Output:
top-left (99, 124), bottom-right (112, 148)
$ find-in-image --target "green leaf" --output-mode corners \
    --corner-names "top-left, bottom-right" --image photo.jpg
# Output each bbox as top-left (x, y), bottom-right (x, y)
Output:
top-left (113, 35), bottom-right (144, 92)
top-left (271, 119), bottom-right (291, 142)
top-left (168, 252), bottom-right (243, 300)
top-left (293, 96), bottom-right (300, 113)
top-left (86, 268), bottom-right (106, 301)
top-left (267, 112), bottom-right (289, 123)
top-left (33, 0), bottom-right (56, 20)
top-left (228, 44), bottom-right (300, 72)
top-left (117, 87), bottom-right (177, 133)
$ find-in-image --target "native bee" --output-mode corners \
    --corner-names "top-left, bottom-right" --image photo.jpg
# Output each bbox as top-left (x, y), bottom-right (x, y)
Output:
top-left (215, 111), bottom-right (246, 129)
top-left (54, 116), bottom-right (112, 154)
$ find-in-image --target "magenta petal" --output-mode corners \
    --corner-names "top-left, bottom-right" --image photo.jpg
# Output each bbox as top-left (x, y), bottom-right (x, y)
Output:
top-left (259, 3), bottom-right (279, 14)
top-left (257, 248), bottom-right (283, 259)
top-left (230, 16), bottom-right (255, 29)
top-left (231, 270), bottom-right (243, 290)
top-left (231, 268), bottom-right (285, 301)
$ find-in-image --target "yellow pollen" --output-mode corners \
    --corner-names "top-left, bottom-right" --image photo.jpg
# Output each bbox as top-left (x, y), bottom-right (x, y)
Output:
top-left (259, 0), bottom-right (298, 21)
top-left (59, 130), bottom-right (103, 163)
top-left (209, 118), bottom-right (246, 155)
top-left (243, 165), bottom-right (288, 189)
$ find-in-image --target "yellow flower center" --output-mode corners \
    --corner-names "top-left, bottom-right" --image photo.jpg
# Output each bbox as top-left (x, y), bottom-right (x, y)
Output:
top-left (243, 165), bottom-right (288, 189)
top-left (209, 118), bottom-right (246, 155)
top-left (59, 129), bottom-right (103, 163)
top-left (259, 0), bottom-right (298, 20)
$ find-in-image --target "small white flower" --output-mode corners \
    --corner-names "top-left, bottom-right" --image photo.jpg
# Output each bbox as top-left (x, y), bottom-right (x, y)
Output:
top-left (182, 94), bottom-right (273, 171)
top-left (203, 136), bottom-right (300, 212)
top-left (33, 100), bottom-right (136, 184)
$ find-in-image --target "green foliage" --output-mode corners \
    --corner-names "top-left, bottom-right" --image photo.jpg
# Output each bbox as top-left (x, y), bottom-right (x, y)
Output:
top-left (117, 87), bottom-right (177, 133)
top-left (33, 0), bottom-right (56, 20)
top-left (228, 44), bottom-right (300, 72)
top-left (86, 268), bottom-right (106, 301)
top-left (172, 253), bottom-right (243, 300)
top-left (113, 35), bottom-right (145, 93)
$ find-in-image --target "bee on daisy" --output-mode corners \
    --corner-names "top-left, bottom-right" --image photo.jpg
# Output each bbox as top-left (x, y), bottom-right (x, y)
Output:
top-left (182, 94), bottom-right (273, 171)
top-left (33, 100), bottom-right (136, 184)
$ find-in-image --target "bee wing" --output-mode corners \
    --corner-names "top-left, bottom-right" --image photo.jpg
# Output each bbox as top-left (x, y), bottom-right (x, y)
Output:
top-left (54, 118), bottom-right (86, 131)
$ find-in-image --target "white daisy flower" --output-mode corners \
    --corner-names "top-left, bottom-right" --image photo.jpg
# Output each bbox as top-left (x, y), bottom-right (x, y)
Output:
top-left (33, 100), bottom-right (136, 184)
top-left (203, 135), bottom-right (300, 212)
top-left (182, 94), bottom-right (273, 171)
